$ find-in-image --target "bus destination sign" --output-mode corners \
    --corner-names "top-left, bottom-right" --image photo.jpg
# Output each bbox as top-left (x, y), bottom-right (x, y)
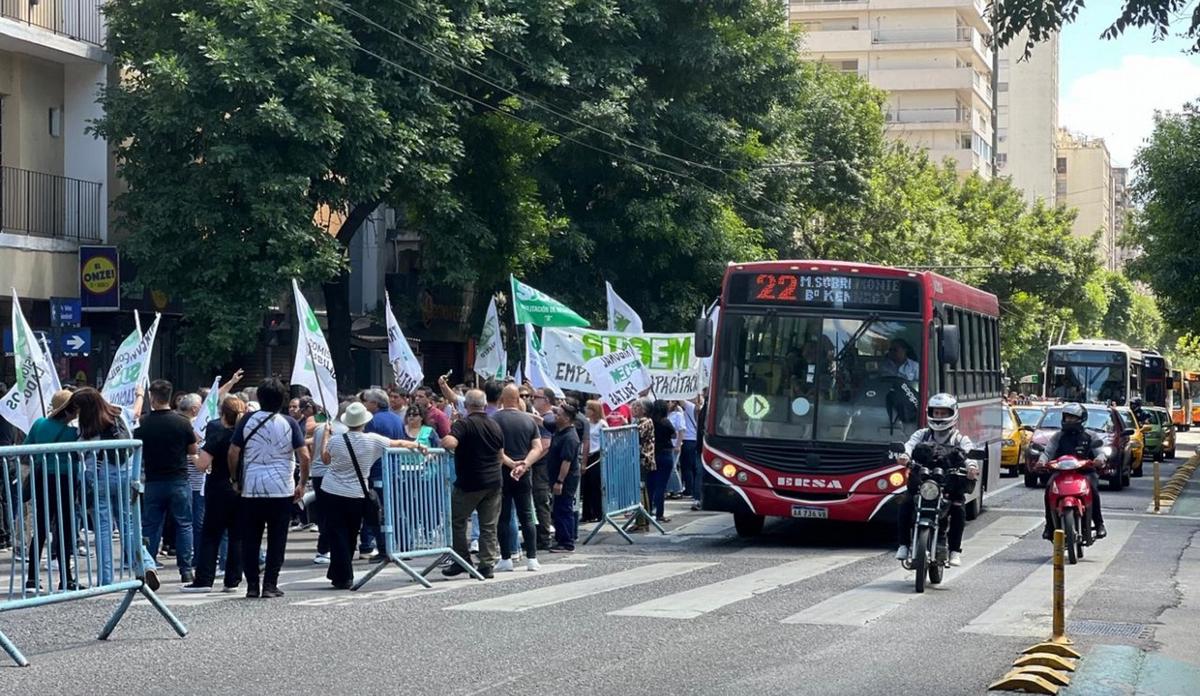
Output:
top-left (730, 272), bottom-right (920, 312)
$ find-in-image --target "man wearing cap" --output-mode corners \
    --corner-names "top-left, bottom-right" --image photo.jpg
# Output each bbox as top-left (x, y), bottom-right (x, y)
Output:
top-left (547, 403), bottom-right (583, 553)
top-left (440, 389), bottom-right (513, 578)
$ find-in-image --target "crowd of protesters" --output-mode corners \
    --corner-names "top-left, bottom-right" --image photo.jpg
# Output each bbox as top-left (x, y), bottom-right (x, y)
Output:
top-left (0, 372), bottom-right (707, 594)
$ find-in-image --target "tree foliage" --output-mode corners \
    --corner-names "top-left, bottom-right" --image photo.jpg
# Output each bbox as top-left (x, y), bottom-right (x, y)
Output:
top-left (1125, 102), bottom-right (1200, 336)
top-left (991, 0), bottom-right (1200, 56)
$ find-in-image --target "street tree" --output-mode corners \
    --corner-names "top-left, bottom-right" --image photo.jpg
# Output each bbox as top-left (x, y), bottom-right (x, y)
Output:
top-left (990, 0), bottom-right (1200, 55)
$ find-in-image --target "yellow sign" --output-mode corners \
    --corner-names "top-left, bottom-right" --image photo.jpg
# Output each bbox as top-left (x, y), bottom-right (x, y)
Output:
top-left (81, 256), bottom-right (117, 294)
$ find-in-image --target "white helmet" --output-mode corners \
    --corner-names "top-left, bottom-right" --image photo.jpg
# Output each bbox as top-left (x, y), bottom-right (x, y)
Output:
top-left (926, 393), bottom-right (959, 432)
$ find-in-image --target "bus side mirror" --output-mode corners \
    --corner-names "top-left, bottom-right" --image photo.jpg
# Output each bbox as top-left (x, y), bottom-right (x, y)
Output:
top-left (694, 312), bottom-right (714, 358)
top-left (938, 324), bottom-right (961, 367)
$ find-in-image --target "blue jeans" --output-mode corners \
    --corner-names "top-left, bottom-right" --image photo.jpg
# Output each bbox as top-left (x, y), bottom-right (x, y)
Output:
top-left (552, 475), bottom-right (579, 549)
top-left (666, 451), bottom-right (684, 493)
top-left (86, 464), bottom-right (156, 585)
top-left (191, 490), bottom-right (206, 561)
top-left (498, 502), bottom-right (521, 557)
top-left (142, 479), bottom-right (194, 573)
top-left (649, 452), bottom-right (674, 519)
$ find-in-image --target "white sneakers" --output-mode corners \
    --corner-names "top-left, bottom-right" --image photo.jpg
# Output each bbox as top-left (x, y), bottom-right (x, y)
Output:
top-left (313, 553), bottom-right (330, 565)
top-left (495, 558), bottom-right (515, 572)
top-left (469, 540), bottom-right (479, 553)
top-left (526, 558), bottom-right (541, 571)
top-left (949, 551), bottom-right (962, 567)
top-left (895, 546), bottom-right (909, 560)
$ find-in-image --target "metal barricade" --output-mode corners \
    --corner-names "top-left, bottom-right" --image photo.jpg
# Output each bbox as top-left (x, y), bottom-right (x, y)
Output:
top-left (0, 440), bottom-right (187, 666)
top-left (353, 448), bottom-right (481, 590)
top-left (583, 425), bottom-right (664, 545)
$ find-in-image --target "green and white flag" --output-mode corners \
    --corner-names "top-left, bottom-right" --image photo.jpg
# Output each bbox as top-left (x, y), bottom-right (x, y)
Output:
top-left (605, 281), bottom-right (643, 335)
top-left (510, 275), bottom-right (589, 328)
top-left (39, 333), bottom-right (62, 394)
top-left (194, 376), bottom-right (221, 440)
top-left (2, 290), bottom-right (57, 433)
top-left (385, 291), bottom-right (424, 393)
top-left (289, 279), bottom-right (338, 416)
top-left (473, 296), bottom-right (507, 380)
top-left (101, 314), bottom-right (161, 413)
top-left (524, 324), bottom-right (565, 399)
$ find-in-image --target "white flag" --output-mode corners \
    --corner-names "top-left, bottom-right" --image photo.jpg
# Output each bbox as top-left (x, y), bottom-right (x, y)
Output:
top-left (194, 376), bottom-right (222, 440)
top-left (9, 290), bottom-right (59, 430)
top-left (474, 297), bottom-right (506, 380)
top-left (39, 333), bottom-right (62, 394)
top-left (524, 324), bottom-right (564, 399)
top-left (385, 291), bottom-right (423, 394)
top-left (0, 385), bottom-right (33, 435)
top-left (584, 346), bottom-right (652, 408)
top-left (606, 281), bottom-right (644, 335)
top-left (289, 279), bottom-right (339, 416)
top-left (102, 314), bottom-right (160, 415)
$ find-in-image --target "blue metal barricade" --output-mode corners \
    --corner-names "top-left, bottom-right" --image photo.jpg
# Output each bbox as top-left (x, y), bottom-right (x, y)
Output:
top-left (0, 440), bottom-right (187, 666)
top-left (352, 448), bottom-right (481, 590)
top-left (583, 425), bottom-right (665, 545)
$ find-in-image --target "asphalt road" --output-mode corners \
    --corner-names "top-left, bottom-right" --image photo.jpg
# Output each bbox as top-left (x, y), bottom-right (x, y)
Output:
top-left (2, 433), bottom-right (1198, 695)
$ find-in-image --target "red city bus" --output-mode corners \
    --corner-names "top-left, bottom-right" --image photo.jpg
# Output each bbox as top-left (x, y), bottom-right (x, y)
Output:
top-left (695, 260), bottom-right (1004, 536)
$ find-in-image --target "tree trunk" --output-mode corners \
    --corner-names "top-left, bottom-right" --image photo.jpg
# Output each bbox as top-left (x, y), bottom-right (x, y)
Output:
top-left (323, 200), bottom-right (381, 392)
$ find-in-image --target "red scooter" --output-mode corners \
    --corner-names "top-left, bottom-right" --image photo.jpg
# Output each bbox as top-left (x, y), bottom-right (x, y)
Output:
top-left (1044, 454), bottom-right (1096, 564)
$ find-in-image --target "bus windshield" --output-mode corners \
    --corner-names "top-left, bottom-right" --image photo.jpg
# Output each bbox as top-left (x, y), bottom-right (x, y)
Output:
top-left (1047, 350), bottom-right (1127, 403)
top-left (714, 313), bottom-right (924, 444)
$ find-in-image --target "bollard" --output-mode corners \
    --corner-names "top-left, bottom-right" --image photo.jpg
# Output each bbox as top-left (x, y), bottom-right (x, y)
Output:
top-left (1052, 528), bottom-right (1067, 644)
top-left (1153, 459), bottom-right (1161, 513)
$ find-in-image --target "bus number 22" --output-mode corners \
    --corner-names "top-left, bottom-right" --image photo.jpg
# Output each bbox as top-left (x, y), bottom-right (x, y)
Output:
top-left (755, 274), bottom-right (798, 301)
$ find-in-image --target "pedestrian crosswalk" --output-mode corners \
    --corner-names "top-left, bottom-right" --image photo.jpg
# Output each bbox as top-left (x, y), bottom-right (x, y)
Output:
top-left (130, 515), bottom-right (1144, 638)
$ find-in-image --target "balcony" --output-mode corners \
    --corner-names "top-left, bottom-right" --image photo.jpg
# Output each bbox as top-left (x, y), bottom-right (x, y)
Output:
top-left (884, 107), bottom-right (970, 126)
top-left (803, 28), bottom-right (873, 54)
top-left (873, 26), bottom-right (971, 44)
top-left (1, 166), bottom-right (103, 242)
top-left (0, 0), bottom-right (105, 47)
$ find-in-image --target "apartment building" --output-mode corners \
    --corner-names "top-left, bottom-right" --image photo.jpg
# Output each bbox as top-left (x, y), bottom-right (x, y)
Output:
top-left (995, 31), bottom-right (1059, 204)
top-left (790, 0), bottom-right (995, 178)
top-left (1111, 167), bottom-right (1137, 269)
top-left (1055, 128), bottom-right (1115, 267)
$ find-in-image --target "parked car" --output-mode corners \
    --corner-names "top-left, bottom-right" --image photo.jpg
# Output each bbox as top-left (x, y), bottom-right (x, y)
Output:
top-left (1141, 406), bottom-right (1177, 464)
top-left (1014, 405), bottom-right (1047, 428)
top-left (1001, 406), bottom-right (1031, 476)
top-left (1115, 406), bottom-right (1150, 476)
top-left (1024, 403), bottom-right (1134, 491)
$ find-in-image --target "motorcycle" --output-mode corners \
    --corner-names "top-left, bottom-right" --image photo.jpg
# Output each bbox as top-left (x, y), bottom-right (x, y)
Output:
top-left (897, 443), bottom-right (983, 593)
top-left (1037, 439), bottom-right (1107, 564)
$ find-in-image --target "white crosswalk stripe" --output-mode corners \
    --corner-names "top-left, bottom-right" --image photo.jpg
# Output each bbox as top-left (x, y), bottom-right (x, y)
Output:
top-left (445, 562), bottom-right (715, 613)
top-left (961, 518), bottom-right (1138, 637)
top-left (781, 515), bottom-right (1042, 627)
top-left (609, 553), bottom-right (875, 620)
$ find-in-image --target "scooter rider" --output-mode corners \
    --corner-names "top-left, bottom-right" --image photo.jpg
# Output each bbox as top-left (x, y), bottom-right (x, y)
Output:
top-left (1039, 402), bottom-right (1107, 540)
top-left (894, 394), bottom-right (979, 567)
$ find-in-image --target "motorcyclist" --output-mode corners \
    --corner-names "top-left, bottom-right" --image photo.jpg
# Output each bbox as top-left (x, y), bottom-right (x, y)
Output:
top-left (894, 393), bottom-right (979, 567)
top-left (1129, 397), bottom-right (1146, 425)
top-left (1038, 402), bottom-right (1107, 540)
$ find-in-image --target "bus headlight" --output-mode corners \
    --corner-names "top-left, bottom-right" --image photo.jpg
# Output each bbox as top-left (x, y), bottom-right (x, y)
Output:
top-left (919, 481), bottom-right (941, 501)
top-left (721, 463), bottom-right (737, 478)
top-left (736, 471), bottom-right (749, 483)
top-left (888, 472), bottom-right (906, 487)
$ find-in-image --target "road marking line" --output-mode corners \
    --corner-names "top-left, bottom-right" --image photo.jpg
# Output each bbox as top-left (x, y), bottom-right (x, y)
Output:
top-left (985, 480), bottom-right (1023, 500)
top-left (288, 562), bottom-right (587, 607)
top-left (444, 562), bottom-right (715, 613)
top-left (609, 553), bottom-right (874, 620)
top-left (670, 515), bottom-right (735, 537)
top-left (961, 519), bottom-right (1138, 637)
top-left (781, 516), bottom-right (1042, 627)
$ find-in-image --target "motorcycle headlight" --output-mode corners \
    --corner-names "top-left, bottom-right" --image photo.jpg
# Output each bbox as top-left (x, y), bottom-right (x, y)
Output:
top-left (1100, 446), bottom-right (1113, 459)
top-left (919, 481), bottom-right (941, 501)
top-left (1003, 439), bottom-right (1015, 447)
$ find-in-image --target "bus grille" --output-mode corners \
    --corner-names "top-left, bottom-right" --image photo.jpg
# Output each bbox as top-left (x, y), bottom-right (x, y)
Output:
top-left (739, 441), bottom-right (885, 475)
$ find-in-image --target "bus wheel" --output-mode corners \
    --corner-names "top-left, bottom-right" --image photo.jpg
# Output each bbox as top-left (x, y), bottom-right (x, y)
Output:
top-left (734, 513), bottom-right (765, 538)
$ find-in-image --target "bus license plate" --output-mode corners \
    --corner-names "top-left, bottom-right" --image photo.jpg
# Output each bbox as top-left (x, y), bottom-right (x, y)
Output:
top-left (791, 505), bottom-right (828, 519)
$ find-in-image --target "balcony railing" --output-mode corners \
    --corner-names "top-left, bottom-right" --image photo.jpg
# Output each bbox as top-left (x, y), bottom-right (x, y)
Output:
top-left (884, 107), bottom-right (970, 124)
top-left (873, 26), bottom-right (972, 44)
top-left (1, 166), bottom-right (103, 242)
top-left (0, 0), bottom-right (105, 47)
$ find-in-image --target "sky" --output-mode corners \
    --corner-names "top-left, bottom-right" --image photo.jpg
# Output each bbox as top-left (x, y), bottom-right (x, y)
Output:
top-left (1058, 9), bottom-right (1200, 168)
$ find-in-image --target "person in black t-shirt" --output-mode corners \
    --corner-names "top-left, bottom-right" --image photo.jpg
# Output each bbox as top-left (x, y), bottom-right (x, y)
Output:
top-left (136, 379), bottom-right (200, 583)
top-left (547, 404), bottom-right (582, 552)
top-left (492, 385), bottom-right (544, 572)
top-left (183, 396), bottom-right (247, 592)
top-left (441, 389), bottom-right (513, 578)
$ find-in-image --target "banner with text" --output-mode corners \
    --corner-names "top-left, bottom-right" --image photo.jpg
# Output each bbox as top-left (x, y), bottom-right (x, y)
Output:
top-left (541, 328), bottom-right (702, 400)
top-left (290, 279), bottom-right (338, 416)
top-left (385, 291), bottom-right (424, 393)
top-left (583, 346), bottom-right (652, 408)
top-left (101, 314), bottom-right (160, 412)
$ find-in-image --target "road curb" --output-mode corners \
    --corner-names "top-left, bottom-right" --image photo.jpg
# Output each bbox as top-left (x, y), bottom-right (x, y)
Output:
top-left (1147, 451), bottom-right (1200, 513)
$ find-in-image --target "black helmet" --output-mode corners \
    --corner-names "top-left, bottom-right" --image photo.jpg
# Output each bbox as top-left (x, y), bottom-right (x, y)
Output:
top-left (1061, 402), bottom-right (1086, 433)
top-left (1130, 397), bottom-right (1143, 411)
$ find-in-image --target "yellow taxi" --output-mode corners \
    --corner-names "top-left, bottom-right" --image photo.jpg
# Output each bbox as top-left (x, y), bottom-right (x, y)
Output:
top-left (1001, 406), bottom-right (1030, 475)
top-left (1115, 406), bottom-right (1150, 474)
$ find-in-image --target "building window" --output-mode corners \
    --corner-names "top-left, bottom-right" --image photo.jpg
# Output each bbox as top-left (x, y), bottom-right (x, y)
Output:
top-left (961, 134), bottom-right (972, 149)
top-left (1056, 180), bottom-right (1068, 196)
top-left (839, 60), bottom-right (859, 72)
top-left (1056, 157), bottom-right (1067, 174)
top-left (998, 82), bottom-right (1009, 92)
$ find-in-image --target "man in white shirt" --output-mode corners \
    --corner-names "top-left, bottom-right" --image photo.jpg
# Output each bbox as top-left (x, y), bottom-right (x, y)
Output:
top-left (881, 339), bottom-right (920, 382)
